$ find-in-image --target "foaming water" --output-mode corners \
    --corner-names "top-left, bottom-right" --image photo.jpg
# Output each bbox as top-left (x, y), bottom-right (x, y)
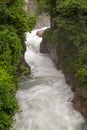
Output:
top-left (11, 27), bottom-right (87, 130)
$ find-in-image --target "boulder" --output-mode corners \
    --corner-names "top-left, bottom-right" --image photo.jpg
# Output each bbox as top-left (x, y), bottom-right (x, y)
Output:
top-left (36, 30), bottom-right (44, 37)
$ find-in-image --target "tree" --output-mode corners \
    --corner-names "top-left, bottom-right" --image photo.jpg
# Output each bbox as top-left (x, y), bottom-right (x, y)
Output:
top-left (0, 0), bottom-right (36, 129)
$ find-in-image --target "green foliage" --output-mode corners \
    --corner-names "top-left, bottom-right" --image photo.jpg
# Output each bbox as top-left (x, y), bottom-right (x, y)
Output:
top-left (0, 25), bottom-right (22, 67)
top-left (0, 112), bottom-right (12, 130)
top-left (28, 15), bottom-right (37, 30)
top-left (1, 0), bottom-right (15, 5)
top-left (0, 2), bottom-right (9, 24)
top-left (0, 67), bottom-right (19, 130)
top-left (37, 0), bottom-right (57, 14)
top-left (37, 0), bottom-right (51, 14)
top-left (0, 0), bottom-right (36, 129)
top-left (76, 65), bottom-right (87, 88)
top-left (0, 0), bottom-right (36, 40)
top-left (20, 65), bottom-right (30, 76)
top-left (78, 44), bottom-right (87, 64)
top-left (51, 0), bottom-right (87, 74)
top-left (82, 89), bottom-right (87, 100)
top-left (55, 0), bottom-right (87, 45)
top-left (43, 0), bottom-right (87, 113)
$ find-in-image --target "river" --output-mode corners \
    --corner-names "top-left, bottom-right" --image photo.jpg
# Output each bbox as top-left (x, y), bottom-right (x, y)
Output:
top-left (11, 27), bottom-right (87, 130)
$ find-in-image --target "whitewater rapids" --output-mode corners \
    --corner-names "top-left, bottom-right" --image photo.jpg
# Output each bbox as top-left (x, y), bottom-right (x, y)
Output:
top-left (11, 27), bottom-right (87, 130)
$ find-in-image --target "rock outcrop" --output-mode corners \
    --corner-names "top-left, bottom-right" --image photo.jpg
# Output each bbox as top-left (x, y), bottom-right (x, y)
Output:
top-left (40, 31), bottom-right (87, 117)
top-left (36, 30), bottom-right (45, 37)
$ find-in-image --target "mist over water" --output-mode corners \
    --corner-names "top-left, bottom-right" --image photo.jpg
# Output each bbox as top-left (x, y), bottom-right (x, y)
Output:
top-left (11, 27), bottom-right (87, 130)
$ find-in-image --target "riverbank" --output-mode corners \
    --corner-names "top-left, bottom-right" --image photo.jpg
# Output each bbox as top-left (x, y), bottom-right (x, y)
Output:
top-left (40, 28), bottom-right (87, 117)
top-left (38, 0), bottom-right (87, 118)
top-left (0, 0), bottom-right (36, 129)
top-left (11, 27), bottom-right (87, 130)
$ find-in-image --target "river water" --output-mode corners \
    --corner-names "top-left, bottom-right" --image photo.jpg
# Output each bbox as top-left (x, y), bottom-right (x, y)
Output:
top-left (11, 27), bottom-right (87, 130)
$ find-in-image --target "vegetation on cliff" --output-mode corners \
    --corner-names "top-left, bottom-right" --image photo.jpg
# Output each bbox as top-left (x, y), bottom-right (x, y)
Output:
top-left (37, 0), bottom-right (87, 116)
top-left (0, 0), bottom-right (36, 129)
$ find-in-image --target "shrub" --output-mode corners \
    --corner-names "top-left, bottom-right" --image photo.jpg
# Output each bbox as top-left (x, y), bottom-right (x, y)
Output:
top-left (0, 67), bottom-right (19, 130)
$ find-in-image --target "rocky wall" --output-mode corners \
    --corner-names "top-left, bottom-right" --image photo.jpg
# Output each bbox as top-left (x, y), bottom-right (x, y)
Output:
top-left (40, 31), bottom-right (87, 118)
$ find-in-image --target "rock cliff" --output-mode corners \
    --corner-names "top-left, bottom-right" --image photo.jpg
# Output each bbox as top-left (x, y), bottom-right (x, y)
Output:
top-left (40, 30), bottom-right (87, 117)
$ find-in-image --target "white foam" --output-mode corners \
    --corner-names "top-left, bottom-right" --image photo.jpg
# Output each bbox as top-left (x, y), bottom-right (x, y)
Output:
top-left (11, 27), bottom-right (87, 130)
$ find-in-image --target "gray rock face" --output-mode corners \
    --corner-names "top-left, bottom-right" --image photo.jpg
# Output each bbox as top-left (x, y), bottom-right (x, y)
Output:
top-left (35, 13), bottom-right (50, 29)
top-left (26, 0), bottom-right (50, 29)
top-left (40, 34), bottom-right (59, 67)
top-left (40, 32), bottom-right (87, 117)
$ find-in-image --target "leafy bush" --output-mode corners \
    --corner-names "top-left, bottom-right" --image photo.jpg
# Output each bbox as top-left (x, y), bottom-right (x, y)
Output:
top-left (0, 2), bottom-right (10, 24)
top-left (0, 25), bottom-right (22, 67)
top-left (0, 0), bottom-right (36, 129)
top-left (0, 67), bottom-right (19, 130)
top-left (0, 112), bottom-right (12, 130)
top-left (43, 0), bottom-right (87, 115)
top-left (76, 65), bottom-right (87, 88)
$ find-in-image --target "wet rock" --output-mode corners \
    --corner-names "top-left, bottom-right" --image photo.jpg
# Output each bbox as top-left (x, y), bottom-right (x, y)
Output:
top-left (36, 30), bottom-right (44, 37)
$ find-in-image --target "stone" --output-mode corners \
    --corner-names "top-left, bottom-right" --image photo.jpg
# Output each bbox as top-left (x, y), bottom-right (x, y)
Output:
top-left (36, 30), bottom-right (45, 37)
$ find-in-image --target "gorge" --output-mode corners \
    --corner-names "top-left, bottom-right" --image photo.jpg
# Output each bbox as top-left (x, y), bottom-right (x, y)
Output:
top-left (0, 0), bottom-right (87, 130)
top-left (11, 0), bottom-right (87, 129)
top-left (11, 26), bottom-right (87, 130)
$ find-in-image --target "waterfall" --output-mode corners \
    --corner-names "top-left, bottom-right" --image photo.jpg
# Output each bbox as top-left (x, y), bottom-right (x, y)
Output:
top-left (11, 27), bottom-right (87, 130)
